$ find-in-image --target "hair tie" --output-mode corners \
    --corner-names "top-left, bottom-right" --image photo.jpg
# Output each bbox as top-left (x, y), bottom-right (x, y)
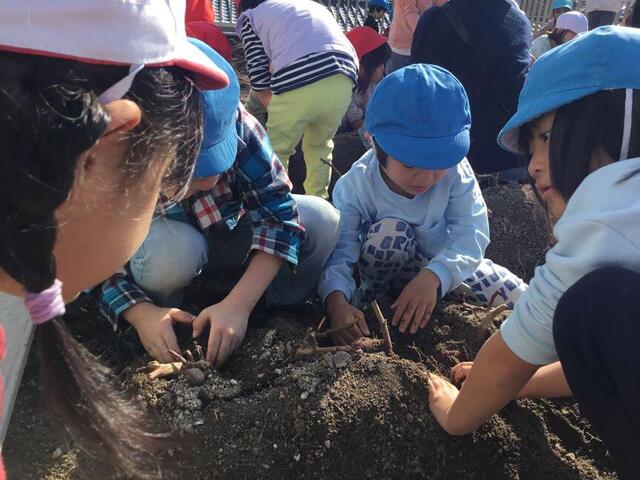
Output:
top-left (24, 279), bottom-right (66, 324)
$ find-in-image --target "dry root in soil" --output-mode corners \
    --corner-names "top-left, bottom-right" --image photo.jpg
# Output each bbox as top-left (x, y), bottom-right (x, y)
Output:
top-left (136, 344), bottom-right (211, 386)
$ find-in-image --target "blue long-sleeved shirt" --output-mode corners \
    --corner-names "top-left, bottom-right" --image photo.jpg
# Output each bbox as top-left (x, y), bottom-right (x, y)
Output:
top-left (318, 150), bottom-right (489, 303)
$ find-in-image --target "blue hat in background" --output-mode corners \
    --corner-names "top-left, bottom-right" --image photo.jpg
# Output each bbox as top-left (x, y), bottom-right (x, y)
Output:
top-left (369, 0), bottom-right (392, 13)
top-left (365, 64), bottom-right (471, 170)
top-left (189, 37), bottom-right (240, 178)
top-left (552, 0), bottom-right (573, 10)
top-left (498, 26), bottom-right (640, 153)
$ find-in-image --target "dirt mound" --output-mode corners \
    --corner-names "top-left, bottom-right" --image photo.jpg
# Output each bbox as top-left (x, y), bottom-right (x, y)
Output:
top-left (124, 302), bottom-right (614, 480)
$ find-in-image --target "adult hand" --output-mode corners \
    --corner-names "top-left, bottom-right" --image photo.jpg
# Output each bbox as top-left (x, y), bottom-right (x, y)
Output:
top-left (192, 300), bottom-right (250, 368)
top-left (325, 291), bottom-right (370, 345)
top-left (124, 302), bottom-right (195, 362)
top-left (427, 373), bottom-right (461, 434)
top-left (392, 269), bottom-right (440, 334)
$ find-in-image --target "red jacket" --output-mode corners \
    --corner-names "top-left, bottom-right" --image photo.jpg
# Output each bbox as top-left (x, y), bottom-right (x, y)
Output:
top-left (186, 0), bottom-right (215, 24)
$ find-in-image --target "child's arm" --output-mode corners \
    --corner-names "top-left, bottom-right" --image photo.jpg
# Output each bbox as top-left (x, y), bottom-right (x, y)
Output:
top-left (426, 160), bottom-right (489, 297)
top-left (238, 16), bottom-right (272, 95)
top-left (192, 251), bottom-right (283, 367)
top-left (190, 107), bottom-right (303, 367)
top-left (318, 175), bottom-right (370, 343)
top-left (428, 331), bottom-right (539, 435)
top-left (451, 360), bottom-right (572, 399)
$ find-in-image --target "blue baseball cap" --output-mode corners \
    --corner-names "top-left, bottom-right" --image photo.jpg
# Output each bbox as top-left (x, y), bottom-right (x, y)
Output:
top-left (189, 37), bottom-right (240, 178)
top-left (365, 64), bottom-right (471, 170)
top-left (552, 0), bottom-right (573, 10)
top-left (369, 0), bottom-right (391, 13)
top-left (498, 26), bottom-right (640, 154)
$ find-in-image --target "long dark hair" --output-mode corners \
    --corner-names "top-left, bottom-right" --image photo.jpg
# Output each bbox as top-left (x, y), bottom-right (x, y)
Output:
top-left (548, 89), bottom-right (640, 200)
top-left (358, 42), bottom-right (391, 94)
top-left (625, 0), bottom-right (640, 27)
top-left (0, 51), bottom-right (202, 478)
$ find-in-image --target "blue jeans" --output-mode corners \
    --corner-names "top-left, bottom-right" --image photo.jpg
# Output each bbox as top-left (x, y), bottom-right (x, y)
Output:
top-left (129, 195), bottom-right (340, 308)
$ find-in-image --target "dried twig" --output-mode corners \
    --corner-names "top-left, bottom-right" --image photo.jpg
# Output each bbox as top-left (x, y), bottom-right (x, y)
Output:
top-left (371, 300), bottom-right (395, 357)
top-left (136, 359), bottom-right (211, 380)
top-left (477, 303), bottom-right (509, 335)
top-left (320, 158), bottom-right (344, 177)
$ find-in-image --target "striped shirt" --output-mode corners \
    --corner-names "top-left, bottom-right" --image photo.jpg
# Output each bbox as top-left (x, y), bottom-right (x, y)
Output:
top-left (239, 15), bottom-right (358, 95)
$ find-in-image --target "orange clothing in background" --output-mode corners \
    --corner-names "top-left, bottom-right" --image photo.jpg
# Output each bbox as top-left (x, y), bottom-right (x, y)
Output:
top-left (186, 21), bottom-right (233, 62)
top-left (388, 0), bottom-right (447, 52)
top-left (186, 0), bottom-right (216, 24)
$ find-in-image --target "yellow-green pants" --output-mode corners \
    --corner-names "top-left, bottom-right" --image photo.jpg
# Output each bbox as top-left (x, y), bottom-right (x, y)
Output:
top-left (267, 74), bottom-right (353, 197)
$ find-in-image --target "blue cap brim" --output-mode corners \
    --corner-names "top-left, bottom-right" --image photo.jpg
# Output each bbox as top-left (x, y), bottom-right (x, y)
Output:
top-left (498, 86), bottom-right (601, 154)
top-left (375, 129), bottom-right (470, 170)
top-left (193, 125), bottom-right (238, 178)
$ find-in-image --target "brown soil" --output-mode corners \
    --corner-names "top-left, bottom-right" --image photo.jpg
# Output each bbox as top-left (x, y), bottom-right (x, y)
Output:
top-left (3, 38), bottom-right (615, 480)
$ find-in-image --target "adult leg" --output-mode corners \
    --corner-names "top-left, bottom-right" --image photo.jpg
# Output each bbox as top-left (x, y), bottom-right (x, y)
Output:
top-left (448, 259), bottom-right (528, 308)
top-left (553, 266), bottom-right (640, 480)
top-left (356, 218), bottom-right (419, 306)
top-left (129, 217), bottom-right (208, 307)
top-left (266, 89), bottom-right (310, 169)
top-left (386, 51), bottom-right (411, 74)
top-left (265, 195), bottom-right (340, 306)
top-left (300, 74), bottom-right (353, 197)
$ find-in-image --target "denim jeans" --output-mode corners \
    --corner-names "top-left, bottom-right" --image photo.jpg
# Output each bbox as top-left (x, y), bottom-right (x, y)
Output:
top-left (129, 194), bottom-right (340, 308)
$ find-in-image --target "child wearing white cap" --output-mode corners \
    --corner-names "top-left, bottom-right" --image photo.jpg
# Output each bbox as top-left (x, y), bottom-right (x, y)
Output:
top-left (427, 27), bottom-right (640, 480)
top-left (530, 11), bottom-right (588, 60)
top-left (0, 1), bottom-right (228, 477)
top-left (318, 64), bottom-right (527, 345)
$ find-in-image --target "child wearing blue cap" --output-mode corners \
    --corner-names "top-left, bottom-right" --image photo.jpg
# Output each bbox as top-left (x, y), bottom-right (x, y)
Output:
top-left (427, 27), bottom-right (640, 479)
top-left (318, 64), bottom-right (526, 344)
top-left (96, 40), bottom-right (340, 368)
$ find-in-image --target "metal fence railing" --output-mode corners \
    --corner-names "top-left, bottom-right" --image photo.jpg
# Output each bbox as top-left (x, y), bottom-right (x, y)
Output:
top-left (212, 0), bottom-right (608, 36)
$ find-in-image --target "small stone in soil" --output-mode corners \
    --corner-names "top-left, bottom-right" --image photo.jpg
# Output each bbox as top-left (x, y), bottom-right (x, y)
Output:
top-left (332, 351), bottom-right (351, 369)
top-left (300, 391), bottom-right (309, 400)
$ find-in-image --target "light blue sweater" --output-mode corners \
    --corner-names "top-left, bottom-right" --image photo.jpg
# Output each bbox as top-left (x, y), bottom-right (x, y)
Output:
top-left (318, 150), bottom-right (489, 303)
top-left (501, 158), bottom-right (640, 365)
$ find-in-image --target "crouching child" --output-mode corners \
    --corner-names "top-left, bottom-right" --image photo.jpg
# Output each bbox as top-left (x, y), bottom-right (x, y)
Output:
top-left (318, 64), bottom-right (527, 345)
top-left (95, 40), bottom-right (340, 367)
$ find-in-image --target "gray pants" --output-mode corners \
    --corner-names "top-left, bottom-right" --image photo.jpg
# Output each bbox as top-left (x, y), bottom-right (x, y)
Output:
top-left (129, 195), bottom-right (340, 308)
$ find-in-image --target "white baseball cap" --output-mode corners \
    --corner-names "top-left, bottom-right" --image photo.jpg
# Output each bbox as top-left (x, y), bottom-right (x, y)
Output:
top-left (0, 0), bottom-right (229, 101)
top-left (555, 11), bottom-right (589, 34)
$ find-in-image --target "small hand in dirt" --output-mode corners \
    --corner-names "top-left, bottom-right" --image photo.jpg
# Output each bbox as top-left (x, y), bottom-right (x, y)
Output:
top-left (192, 300), bottom-right (250, 368)
top-left (124, 303), bottom-right (195, 362)
top-left (427, 373), bottom-right (460, 434)
top-left (392, 269), bottom-right (440, 334)
top-left (325, 291), bottom-right (370, 345)
top-left (451, 362), bottom-right (474, 385)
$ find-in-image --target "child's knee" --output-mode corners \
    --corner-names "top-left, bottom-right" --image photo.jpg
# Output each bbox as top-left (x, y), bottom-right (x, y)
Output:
top-left (130, 218), bottom-right (208, 293)
top-left (360, 217), bottom-right (417, 266)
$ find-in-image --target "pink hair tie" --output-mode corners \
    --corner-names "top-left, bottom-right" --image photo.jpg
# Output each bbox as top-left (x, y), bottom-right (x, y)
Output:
top-left (24, 279), bottom-right (66, 324)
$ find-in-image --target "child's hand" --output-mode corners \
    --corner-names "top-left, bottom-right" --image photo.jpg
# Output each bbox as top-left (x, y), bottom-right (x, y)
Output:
top-left (124, 302), bottom-right (195, 362)
top-left (427, 373), bottom-right (460, 433)
top-left (451, 362), bottom-right (474, 384)
top-left (325, 291), bottom-right (370, 345)
top-left (192, 300), bottom-right (250, 368)
top-left (392, 269), bottom-right (440, 334)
